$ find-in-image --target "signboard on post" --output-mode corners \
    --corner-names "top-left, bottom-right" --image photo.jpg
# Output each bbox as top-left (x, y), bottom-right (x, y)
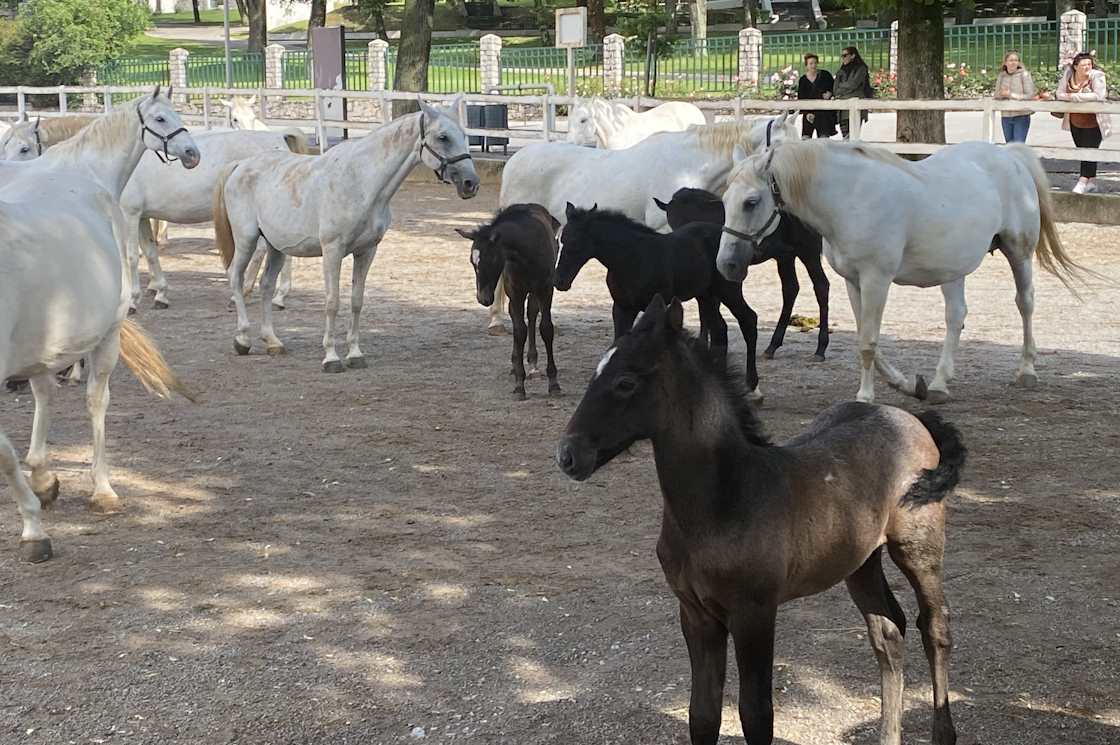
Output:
top-left (312, 25), bottom-right (347, 145)
top-left (554, 8), bottom-right (587, 97)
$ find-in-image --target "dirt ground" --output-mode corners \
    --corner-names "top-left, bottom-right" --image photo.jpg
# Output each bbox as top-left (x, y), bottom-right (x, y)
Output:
top-left (1, 182), bottom-right (1118, 745)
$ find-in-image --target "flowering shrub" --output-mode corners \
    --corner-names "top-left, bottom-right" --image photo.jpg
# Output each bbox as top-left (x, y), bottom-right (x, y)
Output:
top-left (768, 65), bottom-right (799, 100)
top-left (871, 69), bottom-right (896, 97)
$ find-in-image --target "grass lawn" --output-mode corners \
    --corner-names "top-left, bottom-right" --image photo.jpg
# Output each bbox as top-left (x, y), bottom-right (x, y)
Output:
top-left (150, 7), bottom-right (244, 25)
top-left (125, 34), bottom-right (229, 59)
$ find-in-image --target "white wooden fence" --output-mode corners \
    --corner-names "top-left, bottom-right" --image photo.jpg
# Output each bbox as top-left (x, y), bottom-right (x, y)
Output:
top-left (3, 84), bottom-right (1120, 165)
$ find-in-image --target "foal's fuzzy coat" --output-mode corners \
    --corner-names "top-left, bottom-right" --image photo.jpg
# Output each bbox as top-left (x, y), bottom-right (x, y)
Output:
top-left (558, 296), bottom-right (964, 745)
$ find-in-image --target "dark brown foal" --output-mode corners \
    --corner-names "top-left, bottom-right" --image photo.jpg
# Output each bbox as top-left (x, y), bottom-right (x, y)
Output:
top-left (457, 203), bottom-right (561, 399)
top-left (557, 295), bottom-right (963, 745)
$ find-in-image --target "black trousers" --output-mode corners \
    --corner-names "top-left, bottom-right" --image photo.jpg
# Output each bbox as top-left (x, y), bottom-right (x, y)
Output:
top-left (1070, 124), bottom-right (1103, 179)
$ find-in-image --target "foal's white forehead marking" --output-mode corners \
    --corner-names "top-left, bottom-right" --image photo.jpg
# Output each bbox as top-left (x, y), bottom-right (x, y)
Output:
top-left (594, 347), bottom-right (617, 379)
top-left (470, 248), bottom-right (480, 266)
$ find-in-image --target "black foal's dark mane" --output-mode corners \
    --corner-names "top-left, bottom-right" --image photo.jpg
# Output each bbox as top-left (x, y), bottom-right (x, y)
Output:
top-left (674, 331), bottom-right (771, 448)
top-left (483, 203), bottom-right (552, 257)
top-left (572, 207), bottom-right (660, 240)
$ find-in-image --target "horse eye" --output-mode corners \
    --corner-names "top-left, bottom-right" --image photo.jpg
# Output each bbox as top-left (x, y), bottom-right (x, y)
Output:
top-left (438, 133), bottom-right (448, 142)
top-left (612, 375), bottom-right (639, 397)
top-left (156, 116), bottom-right (166, 123)
top-left (20, 146), bottom-right (29, 153)
top-left (744, 197), bottom-right (759, 210)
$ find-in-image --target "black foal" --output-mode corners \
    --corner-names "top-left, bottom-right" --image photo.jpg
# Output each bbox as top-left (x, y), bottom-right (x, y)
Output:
top-left (655, 187), bottom-right (830, 360)
top-left (457, 203), bottom-right (561, 400)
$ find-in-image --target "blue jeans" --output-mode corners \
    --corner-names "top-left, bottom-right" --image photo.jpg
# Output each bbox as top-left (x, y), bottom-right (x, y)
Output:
top-left (1001, 115), bottom-right (1031, 143)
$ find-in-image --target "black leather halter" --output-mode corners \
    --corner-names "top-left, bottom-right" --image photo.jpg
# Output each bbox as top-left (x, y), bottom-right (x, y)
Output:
top-left (137, 106), bottom-right (189, 164)
top-left (721, 147), bottom-right (785, 250)
top-left (418, 114), bottom-right (471, 183)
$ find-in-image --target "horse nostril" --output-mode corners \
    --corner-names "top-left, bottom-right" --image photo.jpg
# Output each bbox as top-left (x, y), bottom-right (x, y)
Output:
top-left (557, 443), bottom-right (575, 471)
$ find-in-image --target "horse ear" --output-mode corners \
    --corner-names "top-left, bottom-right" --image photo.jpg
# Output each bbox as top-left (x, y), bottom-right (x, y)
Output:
top-left (417, 97), bottom-right (439, 121)
top-left (454, 227), bottom-right (475, 240)
top-left (666, 298), bottom-right (685, 332)
top-left (248, 95), bottom-right (257, 106)
top-left (152, 84), bottom-right (161, 100)
top-left (637, 294), bottom-right (667, 331)
top-left (219, 98), bottom-right (232, 108)
top-left (565, 202), bottom-right (577, 219)
top-left (590, 203), bottom-right (598, 212)
top-left (652, 197), bottom-right (669, 212)
top-left (732, 144), bottom-right (748, 164)
top-left (446, 94), bottom-right (464, 120)
top-left (33, 116), bottom-right (40, 132)
top-left (167, 84), bottom-right (174, 99)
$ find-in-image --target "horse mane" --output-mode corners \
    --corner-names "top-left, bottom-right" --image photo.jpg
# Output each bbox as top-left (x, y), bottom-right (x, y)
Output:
top-left (676, 332), bottom-right (771, 447)
top-left (569, 206), bottom-right (660, 238)
top-left (40, 115), bottom-right (96, 145)
top-left (691, 120), bottom-right (760, 158)
top-left (44, 102), bottom-right (136, 162)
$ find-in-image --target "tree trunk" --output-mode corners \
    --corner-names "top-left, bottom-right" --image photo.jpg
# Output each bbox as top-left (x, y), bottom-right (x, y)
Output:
top-left (192, 0), bottom-right (201, 24)
top-left (690, 0), bottom-right (708, 42)
top-left (307, 0), bottom-right (328, 48)
top-left (589, 0), bottom-right (607, 43)
top-left (1093, 0), bottom-right (1108, 18)
top-left (245, 0), bottom-right (267, 53)
top-left (393, 0), bottom-right (436, 118)
top-left (954, 0), bottom-right (974, 25)
top-left (372, 6), bottom-right (390, 41)
top-left (743, 0), bottom-right (757, 29)
top-left (896, 0), bottom-right (945, 145)
top-left (666, 0), bottom-right (680, 35)
top-left (234, 0), bottom-right (249, 27)
top-left (448, 0), bottom-right (468, 20)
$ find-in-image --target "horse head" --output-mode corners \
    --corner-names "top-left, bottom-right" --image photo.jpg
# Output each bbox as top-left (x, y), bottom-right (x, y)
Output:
top-left (717, 144), bottom-right (782, 281)
top-left (566, 97), bottom-right (598, 147)
top-left (137, 86), bottom-right (200, 169)
top-left (221, 95), bottom-right (268, 131)
top-left (0, 118), bottom-right (40, 161)
top-left (417, 96), bottom-right (478, 199)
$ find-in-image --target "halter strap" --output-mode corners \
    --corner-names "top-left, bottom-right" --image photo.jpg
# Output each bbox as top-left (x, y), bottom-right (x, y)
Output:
top-left (136, 107), bottom-right (189, 164)
top-left (418, 113), bottom-right (471, 183)
top-left (722, 162), bottom-right (785, 251)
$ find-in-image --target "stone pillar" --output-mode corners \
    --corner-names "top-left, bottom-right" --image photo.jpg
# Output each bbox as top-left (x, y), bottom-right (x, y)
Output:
top-left (1059, 10), bottom-right (1087, 70)
top-left (480, 34), bottom-right (502, 93)
top-left (169, 47), bottom-right (189, 104)
top-left (738, 28), bottom-right (762, 92)
top-left (368, 39), bottom-right (390, 121)
top-left (265, 43), bottom-right (285, 89)
top-left (81, 69), bottom-right (98, 111)
top-left (603, 34), bottom-right (625, 97)
top-left (889, 20), bottom-right (899, 76)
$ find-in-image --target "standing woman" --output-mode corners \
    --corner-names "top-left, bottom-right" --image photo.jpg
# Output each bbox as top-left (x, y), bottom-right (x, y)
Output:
top-left (798, 53), bottom-right (837, 139)
top-left (833, 46), bottom-right (871, 139)
top-left (993, 50), bottom-right (1036, 143)
top-left (1057, 52), bottom-right (1111, 194)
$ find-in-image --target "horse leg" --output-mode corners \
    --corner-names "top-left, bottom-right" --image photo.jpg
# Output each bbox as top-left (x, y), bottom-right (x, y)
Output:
top-left (25, 374), bottom-right (60, 508)
top-left (228, 235), bottom-right (258, 357)
top-left (258, 244), bottom-right (288, 356)
top-left (847, 276), bottom-right (913, 403)
top-left (846, 547), bottom-right (908, 745)
top-left (86, 327), bottom-right (123, 514)
top-left (487, 271), bottom-right (509, 335)
top-left (139, 217), bottom-right (170, 309)
top-left (0, 423), bottom-right (51, 562)
top-left (928, 278), bottom-right (967, 405)
top-left (125, 217), bottom-right (144, 314)
top-left (679, 599), bottom-right (728, 745)
top-left (273, 255), bottom-right (293, 310)
top-left (699, 296), bottom-right (729, 368)
top-left (612, 303), bottom-right (638, 341)
top-left (319, 245), bottom-right (346, 373)
top-left (1008, 257), bottom-right (1038, 388)
top-left (765, 254), bottom-right (799, 360)
top-left (722, 287), bottom-right (762, 403)
top-left (242, 240), bottom-right (268, 300)
top-left (509, 291), bottom-right (529, 400)
top-left (539, 288), bottom-right (561, 396)
top-left (888, 516), bottom-right (956, 745)
top-left (525, 293), bottom-right (540, 378)
top-left (345, 246), bottom-right (380, 369)
top-left (802, 248), bottom-right (831, 361)
top-left (730, 603), bottom-right (778, 745)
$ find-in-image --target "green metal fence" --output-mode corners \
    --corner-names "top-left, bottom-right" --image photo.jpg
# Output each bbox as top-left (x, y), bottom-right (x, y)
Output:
top-left (97, 58), bottom-right (170, 87)
top-left (652, 36), bottom-right (739, 95)
top-left (401, 44), bottom-right (481, 93)
top-left (187, 53), bottom-right (265, 88)
top-left (501, 45), bottom-right (605, 92)
top-left (762, 28), bottom-right (890, 81)
top-left (1088, 18), bottom-right (1120, 65)
top-left (944, 21), bottom-right (1059, 73)
top-left (283, 49), bottom-right (312, 88)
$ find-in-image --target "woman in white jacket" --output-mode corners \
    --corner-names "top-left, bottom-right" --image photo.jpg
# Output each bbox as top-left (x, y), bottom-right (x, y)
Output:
top-left (1057, 52), bottom-right (1111, 194)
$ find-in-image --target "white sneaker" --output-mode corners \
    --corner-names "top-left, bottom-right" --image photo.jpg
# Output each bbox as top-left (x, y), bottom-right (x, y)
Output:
top-left (1072, 180), bottom-right (1087, 194)
top-left (1084, 180), bottom-right (1099, 194)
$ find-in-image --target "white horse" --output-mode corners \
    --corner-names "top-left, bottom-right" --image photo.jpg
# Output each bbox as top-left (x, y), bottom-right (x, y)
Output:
top-left (120, 128), bottom-right (310, 310)
top-left (485, 114), bottom-right (797, 332)
top-left (212, 97), bottom-right (479, 371)
top-left (0, 89), bottom-right (198, 562)
top-left (718, 139), bottom-right (1086, 404)
top-left (566, 97), bottom-right (708, 149)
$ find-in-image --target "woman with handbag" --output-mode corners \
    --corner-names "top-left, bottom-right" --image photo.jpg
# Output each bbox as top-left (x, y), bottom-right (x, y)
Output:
top-left (1056, 52), bottom-right (1111, 194)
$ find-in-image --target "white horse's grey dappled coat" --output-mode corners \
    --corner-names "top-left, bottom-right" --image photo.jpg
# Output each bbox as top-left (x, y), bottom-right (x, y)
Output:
top-left (212, 98), bottom-right (479, 371)
top-left (719, 139), bottom-right (1086, 404)
top-left (566, 97), bottom-right (707, 149)
top-left (0, 92), bottom-right (199, 562)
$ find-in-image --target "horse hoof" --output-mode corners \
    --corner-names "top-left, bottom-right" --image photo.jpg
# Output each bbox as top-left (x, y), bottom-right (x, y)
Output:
top-left (812, 353), bottom-right (826, 362)
top-left (526, 367), bottom-right (541, 379)
top-left (145, 288), bottom-right (157, 297)
top-left (346, 356), bottom-right (367, 369)
top-left (926, 389), bottom-right (951, 405)
top-left (763, 349), bottom-right (776, 360)
top-left (487, 325), bottom-right (509, 337)
top-left (233, 340), bottom-right (251, 356)
top-left (512, 388), bottom-right (527, 401)
top-left (322, 360), bottom-right (345, 374)
top-left (153, 300), bottom-right (169, 310)
top-left (272, 302), bottom-right (286, 311)
top-left (549, 383), bottom-right (563, 396)
top-left (266, 345), bottom-right (287, 357)
top-left (89, 494), bottom-right (122, 515)
top-left (36, 477), bottom-right (60, 509)
top-left (19, 538), bottom-right (53, 564)
top-left (914, 374), bottom-right (929, 400)
top-left (1017, 373), bottom-right (1038, 389)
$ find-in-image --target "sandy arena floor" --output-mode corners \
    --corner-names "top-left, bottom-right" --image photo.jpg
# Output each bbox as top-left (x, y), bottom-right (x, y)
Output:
top-left (1, 182), bottom-right (1118, 745)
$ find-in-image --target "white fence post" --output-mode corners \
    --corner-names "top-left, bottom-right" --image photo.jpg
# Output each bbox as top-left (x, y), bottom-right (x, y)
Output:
top-left (739, 28), bottom-right (762, 91)
top-left (81, 70), bottom-right (98, 110)
top-left (368, 39), bottom-right (389, 121)
top-left (890, 21), bottom-right (899, 76)
top-left (265, 43), bottom-right (285, 89)
top-left (169, 48), bottom-right (189, 104)
top-left (603, 33), bottom-right (625, 97)
top-left (1059, 10), bottom-right (1087, 70)
top-left (480, 34), bottom-right (502, 93)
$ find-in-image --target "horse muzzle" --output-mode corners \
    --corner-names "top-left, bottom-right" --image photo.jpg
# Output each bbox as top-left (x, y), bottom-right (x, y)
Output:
top-left (476, 287), bottom-right (495, 307)
top-left (556, 436), bottom-right (597, 482)
top-left (717, 234), bottom-right (755, 283)
top-left (179, 147), bottom-right (201, 169)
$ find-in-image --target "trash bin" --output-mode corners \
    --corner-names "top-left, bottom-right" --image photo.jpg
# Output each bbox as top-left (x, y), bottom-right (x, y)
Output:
top-left (466, 103), bottom-right (509, 154)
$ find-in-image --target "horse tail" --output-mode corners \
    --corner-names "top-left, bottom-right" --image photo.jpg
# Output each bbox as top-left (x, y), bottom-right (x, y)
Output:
top-left (901, 411), bottom-right (967, 508)
top-left (1008, 143), bottom-right (1090, 295)
top-left (282, 130), bottom-right (313, 155)
top-left (213, 163), bottom-right (237, 270)
top-left (118, 319), bottom-right (196, 402)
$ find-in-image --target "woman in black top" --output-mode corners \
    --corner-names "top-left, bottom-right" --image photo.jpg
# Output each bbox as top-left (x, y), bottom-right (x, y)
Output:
top-left (797, 53), bottom-right (836, 139)
top-left (834, 46), bottom-right (871, 139)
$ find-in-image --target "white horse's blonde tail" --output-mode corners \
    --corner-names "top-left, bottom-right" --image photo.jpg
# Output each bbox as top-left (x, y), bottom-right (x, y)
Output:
top-left (1008, 143), bottom-right (1089, 295)
top-left (283, 130), bottom-right (314, 155)
top-left (118, 319), bottom-right (197, 402)
top-left (213, 163), bottom-right (237, 270)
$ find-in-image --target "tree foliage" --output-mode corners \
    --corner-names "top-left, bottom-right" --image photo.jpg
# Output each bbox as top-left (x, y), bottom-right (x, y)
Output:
top-left (0, 0), bottom-right (148, 84)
